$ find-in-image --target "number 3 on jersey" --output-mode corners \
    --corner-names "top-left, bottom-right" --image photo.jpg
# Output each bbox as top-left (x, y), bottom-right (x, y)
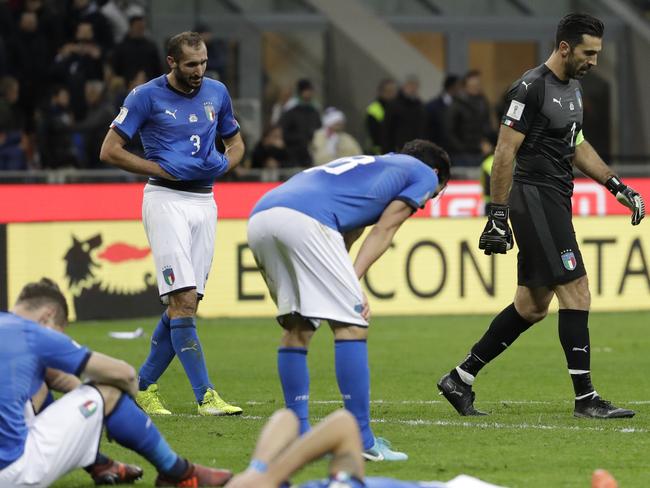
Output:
top-left (306, 155), bottom-right (375, 175)
top-left (190, 134), bottom-right (201, 155)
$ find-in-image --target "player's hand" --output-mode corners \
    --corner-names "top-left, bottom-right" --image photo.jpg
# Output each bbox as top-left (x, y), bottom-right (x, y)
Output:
top-left (479, 203), bottom-right (513, 255)
top-left (605, 176), bottom-right (645, 225)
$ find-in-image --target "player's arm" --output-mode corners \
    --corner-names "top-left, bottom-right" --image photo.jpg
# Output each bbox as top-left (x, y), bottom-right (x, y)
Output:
top-left (100, 129), bottom-right (176, 179)
top-left (81, 352), bottom-right (138, 398)
top-left (574, 139), bottom-right (645, 225)
top-left (223, 131), bottom-right (245, 171)
top-left (489, 125), bottom-right (525, 204)
top-left (353, 200), bottom-right (413, 279)
top-left (45, 367), bottom-right (82, 393)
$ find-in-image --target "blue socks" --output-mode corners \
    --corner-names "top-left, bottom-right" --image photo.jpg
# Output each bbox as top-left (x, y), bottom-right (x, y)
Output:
top-left (170, 317), bottom-right (212, 403)
top-left (335, 339), bottom-right (374, 450)
top-left (105, 394), bottom-right (186, 477)
top-left (139, 312), bottom-right (175, 391)
top-left (277, 347), bottom-right (311, 434)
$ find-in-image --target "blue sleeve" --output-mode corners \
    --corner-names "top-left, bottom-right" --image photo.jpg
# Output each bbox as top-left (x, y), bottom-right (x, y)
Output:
top-left (29, 326), bottom-right (91, 377)
top-left (395, 166), bottom-right (439, 210)
top-left (217, 86), bottom-right (240, 139)
top-left (110, 86), bottom-right (151, 141)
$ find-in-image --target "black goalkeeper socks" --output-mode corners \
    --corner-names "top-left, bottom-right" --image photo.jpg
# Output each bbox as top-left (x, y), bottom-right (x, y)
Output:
top-left (458, 303), bottom-right (534, 379)
top-left (558, 309), bottom-right (595, 398)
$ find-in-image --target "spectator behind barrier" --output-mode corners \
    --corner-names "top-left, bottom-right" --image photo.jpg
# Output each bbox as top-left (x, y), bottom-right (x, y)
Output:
top-left (311, 107), bottom-right (362, 166)
top-left (364, 78), bottom-right (397, 154)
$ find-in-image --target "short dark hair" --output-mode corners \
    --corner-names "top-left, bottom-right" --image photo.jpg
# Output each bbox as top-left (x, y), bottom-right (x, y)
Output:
top-left (296, 78), bottom-right (313, 94)
top-left (16, 278), bottom-right (69, 326)
top-left (443, 74), bottom-right (459, 91)
top-left (400, 139), bottom-right (451, 188)
top-left (166, 31), bottom-right (205, 61)
top-left (555, 13), bottom-right (604, 49)
top-left (463, 70), bottom-right (481, 82)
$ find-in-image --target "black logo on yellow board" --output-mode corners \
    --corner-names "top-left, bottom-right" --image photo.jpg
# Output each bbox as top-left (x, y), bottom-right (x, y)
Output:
top-left (64, 234), bottom-right (162, 320)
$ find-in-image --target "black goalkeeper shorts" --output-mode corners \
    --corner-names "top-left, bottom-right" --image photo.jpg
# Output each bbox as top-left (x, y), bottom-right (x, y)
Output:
top-left (509, 182), bottom-right (586, 288)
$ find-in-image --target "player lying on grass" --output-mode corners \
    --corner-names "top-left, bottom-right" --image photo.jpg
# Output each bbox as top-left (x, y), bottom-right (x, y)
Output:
top-left (225, 408), bottom-right (504, 488)
top-left (0, 278), bottom-right (231, 488)
top-left (247, 140), bottom-right (450, 462)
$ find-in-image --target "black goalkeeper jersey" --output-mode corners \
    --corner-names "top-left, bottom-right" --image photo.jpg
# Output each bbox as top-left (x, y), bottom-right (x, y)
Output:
top-left (502, 64), bottom-right (583, 196)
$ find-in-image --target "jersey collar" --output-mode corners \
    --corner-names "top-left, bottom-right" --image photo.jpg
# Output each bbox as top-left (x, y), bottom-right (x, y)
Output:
top-left (165, 75), bottom-right (203, 99)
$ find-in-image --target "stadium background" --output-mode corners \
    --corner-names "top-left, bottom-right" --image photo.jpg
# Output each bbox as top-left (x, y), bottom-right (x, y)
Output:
top-left (1, 1), bottom-right (650, 487)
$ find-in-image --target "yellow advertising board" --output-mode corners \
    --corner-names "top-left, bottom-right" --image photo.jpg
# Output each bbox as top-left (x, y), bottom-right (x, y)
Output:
top-left (6, 217), bottom-right (650, 321)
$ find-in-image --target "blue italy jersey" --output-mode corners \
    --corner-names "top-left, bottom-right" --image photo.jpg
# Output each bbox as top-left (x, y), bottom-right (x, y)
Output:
top-left (251, 154), bottom-right (438, 232)
top-left (0, 313), bottom-right (91, 468)
top-left (110, 74), bottom-right (240, 185)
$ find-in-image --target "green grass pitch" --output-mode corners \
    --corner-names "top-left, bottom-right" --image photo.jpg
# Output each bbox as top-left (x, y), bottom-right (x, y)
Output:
top-left (54, 311), bottom-right (650, 487)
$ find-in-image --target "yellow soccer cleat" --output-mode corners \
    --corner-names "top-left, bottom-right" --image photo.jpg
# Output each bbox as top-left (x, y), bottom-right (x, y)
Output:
top-left (198, 388), bottom-right (243, 416)
top-left (136, 384), bottom-right (172, 415)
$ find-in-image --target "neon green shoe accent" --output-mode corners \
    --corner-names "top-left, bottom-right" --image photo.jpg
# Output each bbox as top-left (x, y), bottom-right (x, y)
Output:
top-left (135, 384), bottom-right (172, 415)
top-left (198, 388), bottom-right (243, 416)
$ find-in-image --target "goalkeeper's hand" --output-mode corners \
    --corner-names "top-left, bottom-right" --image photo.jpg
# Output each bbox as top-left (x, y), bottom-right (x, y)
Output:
top-left (605, 176), bottom-right (646, 226)
top-left (479, 203), bottom-right (514, 255)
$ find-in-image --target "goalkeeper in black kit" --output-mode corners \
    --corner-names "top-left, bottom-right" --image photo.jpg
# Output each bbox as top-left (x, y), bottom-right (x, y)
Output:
top-left (437, 13), bottom-right (645, 419)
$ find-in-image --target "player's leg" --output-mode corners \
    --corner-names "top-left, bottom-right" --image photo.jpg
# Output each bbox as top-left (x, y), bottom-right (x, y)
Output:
top-left (438, 286), bottom-right (553, 416)
top-left (0, 385), bottom-right (111, 487)
top-left (248, 208), bottom-right (318, 434)
top-left (279, 313), bottom-right (317, 435)
top-left (29, 382), bottom-right (143, 485)
top-left (554, 276), bottom-right (634, 418)
top-left (98, 384), bottom-right (232, 486)
top-left (189, 196), bottom-right (241, 416)
top-left (138, 186), bottom-right (194, 415)
top-left (136, 308), bottom-right (175, 415)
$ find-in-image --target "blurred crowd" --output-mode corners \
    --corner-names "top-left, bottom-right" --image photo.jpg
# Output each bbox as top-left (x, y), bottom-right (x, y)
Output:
top-left (0, 0), bottom-right (500, 178)
top-left (246, 71), bottom-right (498, 181)
top-left (0, 0), bottom-right (231, 171)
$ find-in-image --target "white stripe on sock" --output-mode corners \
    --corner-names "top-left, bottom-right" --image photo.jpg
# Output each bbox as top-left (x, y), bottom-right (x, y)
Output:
top-left (575, 391), bottom-right (598, 401)
top-left (568, 369), bottom-right (590, 375)
top-left (455, 367), bottom-right (475, 385)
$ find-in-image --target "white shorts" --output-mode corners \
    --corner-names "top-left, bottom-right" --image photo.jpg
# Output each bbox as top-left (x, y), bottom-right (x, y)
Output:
top-left (247, 207), bottom-right (368, 327)
top-left (143, 184), bottom-right (217, 300)
top-left (0, 385), bottom-right (104, 488)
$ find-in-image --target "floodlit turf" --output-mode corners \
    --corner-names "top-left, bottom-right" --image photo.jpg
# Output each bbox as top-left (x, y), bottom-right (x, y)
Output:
top-left (53, 311), bottom-right (650, 488)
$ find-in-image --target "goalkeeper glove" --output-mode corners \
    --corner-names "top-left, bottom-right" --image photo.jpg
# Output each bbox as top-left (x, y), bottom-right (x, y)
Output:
top-left (479, 203), bottom-right (514, 255)
top-left (605, 176), bottom-right (646, 226)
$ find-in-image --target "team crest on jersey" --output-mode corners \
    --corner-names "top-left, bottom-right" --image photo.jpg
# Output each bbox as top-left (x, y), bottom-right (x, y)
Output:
top-left (561, 249), bottom-right (577, 271)
top-left (163, 266), bottom-right (175, 285)
top-left (575, 88), bottom-right (583, 109)
top-left (79, 400), bottom-right (98, 418)
top-left (204, 102), bottom-right (216, 122)
top-left (189, 113), bottom-right (198, 123)
top-left (570, 102), bottom-right (575, 111)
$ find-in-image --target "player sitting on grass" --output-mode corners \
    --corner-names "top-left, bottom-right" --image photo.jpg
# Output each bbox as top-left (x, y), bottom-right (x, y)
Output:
top-left (0, 278), bottom-right (231, 487)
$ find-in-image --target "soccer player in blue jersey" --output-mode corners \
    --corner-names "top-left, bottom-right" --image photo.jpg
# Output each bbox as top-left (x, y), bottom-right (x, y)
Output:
top-left (0, 278), bottom-right (232, 487)
top-left (247, 140), bottom-right (450, 461)
top-left (100, 31), bottom-right (245, 416)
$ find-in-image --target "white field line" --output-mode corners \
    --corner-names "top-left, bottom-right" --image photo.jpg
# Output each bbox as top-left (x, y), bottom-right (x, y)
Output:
top-left (245, 399), bottom-right (650, 406)
top-left (172, 414), bottom-right (646, 434)
top-left (370, 417), bottom-right (648, 434)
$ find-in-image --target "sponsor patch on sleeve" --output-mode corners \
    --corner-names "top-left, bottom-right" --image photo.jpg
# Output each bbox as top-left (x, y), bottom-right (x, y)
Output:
top-left (506, 100), bottom-right (525, 121)
top-left (114, 106), bottom-right (128, 124)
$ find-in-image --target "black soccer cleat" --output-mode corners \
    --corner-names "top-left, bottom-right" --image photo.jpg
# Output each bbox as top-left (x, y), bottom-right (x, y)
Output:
top-left (573, 395), bottom-right (635, 419)
top-left (437, 371), bottom-right (487, 416)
